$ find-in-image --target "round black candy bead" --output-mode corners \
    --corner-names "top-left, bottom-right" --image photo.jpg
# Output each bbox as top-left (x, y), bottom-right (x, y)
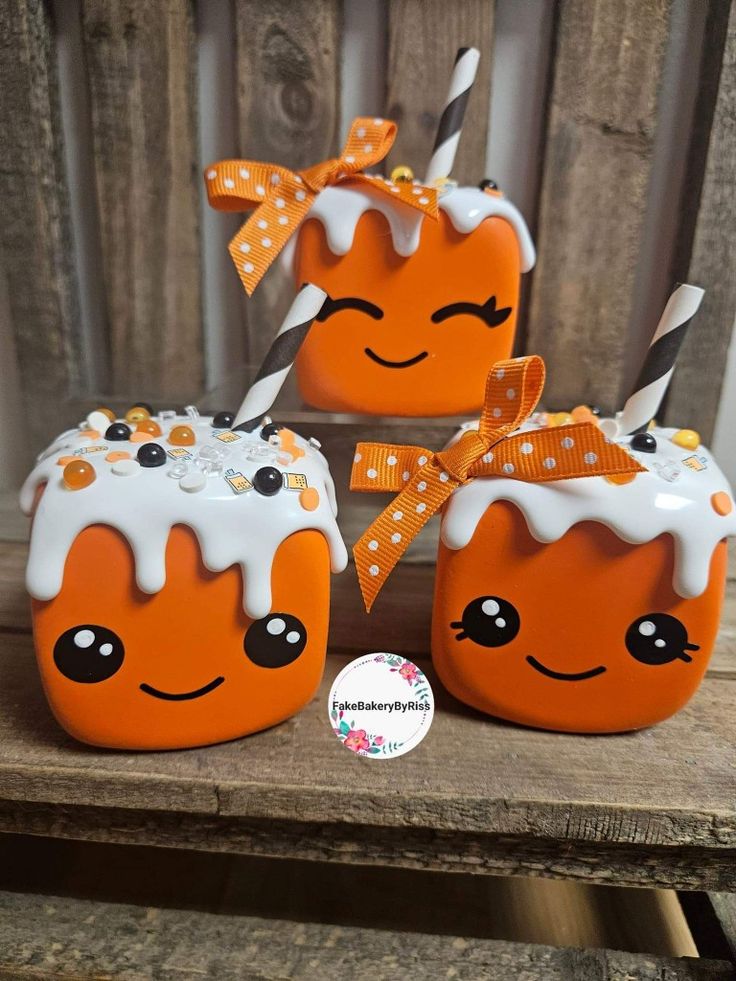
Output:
top-left (253, 466), bottom-right (282, 496)
top-left (105, 423), bottom-right (132, 441)
top-left (212, 411), bottom-right (235, 429)
top-left (260, 422), bottom-right (284, 441)
top-left (137, 442), bottom-right (167, 468)
top-left (479, 179), bottom-right (498, 191)
top-left (133, 401), bottom-right (154, 414)
top-left (631, 432), bottom-right (657, 453)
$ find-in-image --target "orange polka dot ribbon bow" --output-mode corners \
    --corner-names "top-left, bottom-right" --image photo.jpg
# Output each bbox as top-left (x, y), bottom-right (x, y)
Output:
top-left (205, 117), bottom-right (439, 296)
top-left (351, 356), bottom-right (646, 612)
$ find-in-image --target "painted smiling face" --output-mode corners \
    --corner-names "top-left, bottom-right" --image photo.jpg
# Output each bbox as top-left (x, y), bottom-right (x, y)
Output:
top-left (290, 185), bottom-right (535, 417)
top-left (22, 413), bottom-right (347, 750)
top-left (433, 428), bottom-right (735, 733)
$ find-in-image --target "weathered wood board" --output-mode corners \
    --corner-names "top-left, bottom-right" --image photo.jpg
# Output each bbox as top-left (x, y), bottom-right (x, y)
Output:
top-left (385, 0), bottom-right (494, 184)
top-left (526, 0), bottom-right (674, 414)
top-left (0, 889), bottom-right (727, 981)
top-left (80, 0), bottom-right (203, 396)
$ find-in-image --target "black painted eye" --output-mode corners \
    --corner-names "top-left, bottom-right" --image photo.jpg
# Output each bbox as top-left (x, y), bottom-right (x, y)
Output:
top-left (431, 295), bottom-right (512, 329)
top-left (625, 613), bottom-right (699, 665)
top-left (53, 624), bottom-right (125, 683)
top-left (244, 613), bottom-right (307, 668)
top-left (451, 596), bottom-right (520, 647)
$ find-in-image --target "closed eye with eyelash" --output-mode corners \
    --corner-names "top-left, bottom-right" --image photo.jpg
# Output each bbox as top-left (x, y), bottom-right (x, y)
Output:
top-left (317, 295), bottom-right (384, 322)
top-left (431, 295), bottom-right (512, 328)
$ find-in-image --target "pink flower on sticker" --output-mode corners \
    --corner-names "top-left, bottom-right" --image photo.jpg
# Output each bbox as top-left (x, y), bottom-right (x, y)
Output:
top-left (344, 729), bottom-right (370, 753)
top-left (399, 662), bottom-right (418, 683)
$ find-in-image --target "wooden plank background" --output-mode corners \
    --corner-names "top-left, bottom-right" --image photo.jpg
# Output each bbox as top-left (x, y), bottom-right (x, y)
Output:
top-left (0, 0), bottom-right (734, 460)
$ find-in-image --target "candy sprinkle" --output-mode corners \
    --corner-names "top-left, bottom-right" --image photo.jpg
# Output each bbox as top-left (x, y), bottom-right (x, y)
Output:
top-left (63, 459), bottom-right (95, 490)
top-left (711, 491), bottom-right (733, 516)
top-left (299, 487), bottom-right (320, 511)
top-left (168, 425), bottom-right (196, 446)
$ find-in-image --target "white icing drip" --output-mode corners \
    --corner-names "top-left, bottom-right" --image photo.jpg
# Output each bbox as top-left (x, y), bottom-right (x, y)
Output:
top-left (21, 415), bottom-right (348, 620)
top-left (281, 183), bottom-right (536, 273)
top-left (441, 423), bottom-right (736, 599)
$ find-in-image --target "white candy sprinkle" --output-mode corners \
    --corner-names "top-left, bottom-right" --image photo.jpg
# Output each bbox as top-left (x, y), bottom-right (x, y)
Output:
top-left (391, 533), bottom-right (401, 544)
top-left (393, 510), bottom-right (403, 521)
top-left (267, 617), bottom-right (286, 636)
top-left (286, 630), bottom-right (300, 644)
top-left (99, 643), bottom-right (113, 656)
top-left (502, 463), bottom-right (515, 474)
top-left (369, 564), bottom-right (380, 577)
top-left (481, 599), bottom-right (499, 616)
top-left (368, 540), bottom-right (378, 551)
top-left (387, 455), bottom-right (397, 466)
top-left (639, 621), bottom-right (656, 636)
top-left (543, 457), bottom-right (556, 470)
top-left (112, 460), bottom-right (140, 477)
top-left (561, 437), bottom-right (575, 449)
top-left (584, 452), bottom-right (598, 465)
top-left (367, 468), bottom-right (377, 479)
top-left (74, 629), bottom-right (95, 649)
top-left (180, 471), bottom-right (207, 493)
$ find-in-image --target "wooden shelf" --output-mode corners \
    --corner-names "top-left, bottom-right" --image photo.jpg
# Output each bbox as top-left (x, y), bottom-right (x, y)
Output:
top-left (0, 542), bottom-right (735, 894)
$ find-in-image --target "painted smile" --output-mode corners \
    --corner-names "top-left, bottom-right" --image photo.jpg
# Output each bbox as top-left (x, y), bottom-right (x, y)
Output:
top-left (364, 347), bottom-right (429, 369)
top-left (526, 656), bottom-right (606, 682)
top-left (139, 676), bottom-right (225, 701)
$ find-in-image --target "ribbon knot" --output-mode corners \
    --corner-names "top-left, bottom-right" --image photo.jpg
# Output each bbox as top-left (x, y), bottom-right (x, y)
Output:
top-left (350, 355), bottom-right (647, 612)
top-left (205, 117), bottom-right (440, 296)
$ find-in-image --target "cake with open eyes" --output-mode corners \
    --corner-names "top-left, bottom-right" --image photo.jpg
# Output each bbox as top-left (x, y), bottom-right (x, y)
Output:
top-left (20, 405), bottom-right (347, 750)
top-left (433, 416), bottom-right (735, 733)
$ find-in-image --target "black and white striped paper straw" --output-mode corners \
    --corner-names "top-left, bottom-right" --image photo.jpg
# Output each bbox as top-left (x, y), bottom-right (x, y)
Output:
top-left (232, 283), bottom-right (328, 432)
top-left (425, 46), bottom-right (480, 184)
top-left (616, 283), bottom-right (704, 437)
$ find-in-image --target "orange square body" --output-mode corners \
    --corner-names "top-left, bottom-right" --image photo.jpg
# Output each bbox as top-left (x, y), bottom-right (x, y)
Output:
top-left (291, 185), bottom-right (536, 417)
top-left (22, 413), bottom-right (347, 750)
top-left (432, 428), bottom-right (735, 733)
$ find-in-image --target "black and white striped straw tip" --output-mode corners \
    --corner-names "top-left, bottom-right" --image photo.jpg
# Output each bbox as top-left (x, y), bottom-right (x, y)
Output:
top-left (425, 46), bottom-right (480, 184)
top-left (617, 283), bottom-right (704, 437)
top-left (232, 283), bottom-right (328, 432)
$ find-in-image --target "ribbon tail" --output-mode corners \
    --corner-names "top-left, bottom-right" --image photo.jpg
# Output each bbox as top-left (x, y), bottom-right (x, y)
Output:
top-left (353, 461), bottom-right (459, 612)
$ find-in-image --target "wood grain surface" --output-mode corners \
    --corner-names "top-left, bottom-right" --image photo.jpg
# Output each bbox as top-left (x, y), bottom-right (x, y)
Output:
top-left (526, 0), bottom-right (674, 414)
top-left (0, 889), bottom-right (726, 981)
top-left (234, 0), bottom-right (343, 364)
top-left (665, 0), bottom-right (736, 441)
top-left (0, 0), bottom-right (83, 451)
top-left (385, 0), bottom-right (494, 184)
top-left (81, 0), bottom-right (203, 397)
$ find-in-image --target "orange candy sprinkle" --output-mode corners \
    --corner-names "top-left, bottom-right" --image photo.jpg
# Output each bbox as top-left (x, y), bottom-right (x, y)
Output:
top-left (604, 472), bottom-right (637, 486)
top-left (62, 459), bottom-right (96, 490)
top-left (571, 405), bottom-right (597, 424)
top-left (125, 407), bottom-right (150, 424)
top-left (136, 419), bottom-right (163, 437)
top-left (711, 491), bottom-right (733, 516)
top-left (105, 450), bottom-right (131, 463)
top-left (56, 455), bottom-right (79, 466)
top-left (130, 431), bottom-right (151, 443)
top-left (299, 487), bottom-right (320, 511)
top-left (80, 429), bottom-right (101, 440)
top-left (168, 425), bottom-right (195, 446)
top-left (279, 429), bottom-right (305, 461)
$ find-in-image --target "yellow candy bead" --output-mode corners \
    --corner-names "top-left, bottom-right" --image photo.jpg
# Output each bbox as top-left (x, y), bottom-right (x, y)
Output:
top-left (390, 165), bottom-right (414, 183)
top-left (125, 406), bottom-right (150, 424)
top-left (136, 419), bottom-right (163, 437)
top-left (63, 459), bottom-right (96, 490)
top-left (168, 425), bottom-right (195, 446)
top-left (96, 407), bottom-right (116, 422)
top-left (604, 472), bottom-right (637, 486)
top-left (549, 412), bottom-right (574, 427)
top-left (672, 429), bottom-right (700, 450)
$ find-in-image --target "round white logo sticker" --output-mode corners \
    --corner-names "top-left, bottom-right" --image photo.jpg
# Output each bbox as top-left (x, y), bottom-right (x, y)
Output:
top-left (328, 653), bottom-right (434, 759)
